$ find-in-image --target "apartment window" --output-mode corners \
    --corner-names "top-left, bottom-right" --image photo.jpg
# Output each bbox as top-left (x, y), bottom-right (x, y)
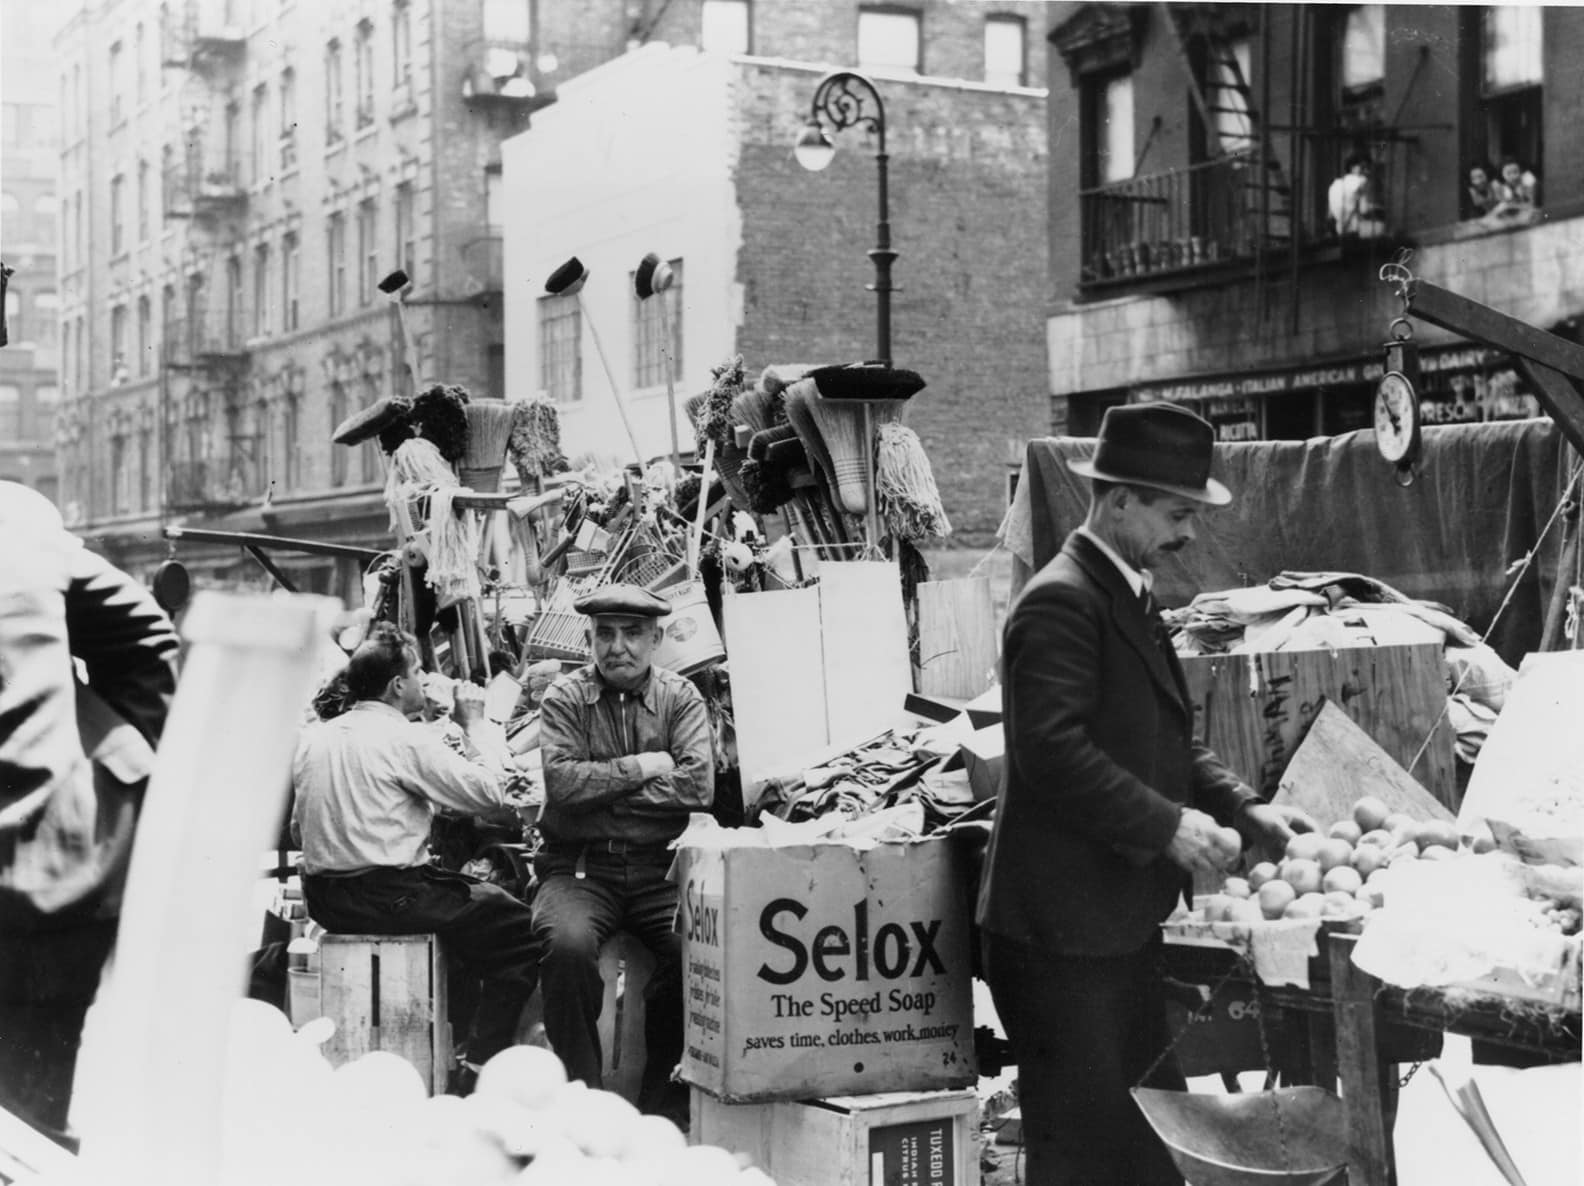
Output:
top-left (111, 173), bottom-right (126, 255)
top-left (984, 15), bottom-right (1027, 87)
top-left (0, 386), bottom-right (20, 438)
top-left (4, 290), bottom-right (19, 344)
top-left (110, 434), bottom-right (129, 513)
top-left (393, 0), bottom-right (413, 86)
top-left (485, 169), bottom-right (502, 231)
top-left (283, 394), bottom-right (301, 488)
top-left (251, 84), bottom-right (268, 184)
top-left (111, 305), bottom-right (128, 379)
top-left (279, 68), bottom-right (298, 170)
top-left (253, 243), bottom-right (272, 336)
top-left (325, 39), bottom-right (344, 143)
top-left (357, 199), bottom-right (378, 305)
top-left (483, 0), bottom-right (531, 42)
top-left (136, 297), bottom-right (151, 375)
top-left (1206, 36), bottom-right (1254, 154)
top-left (355, 20), bottom-right (375, 128)
top-left (226, 255), bottom-right (244, 345)
top-left (700, 0), bottom-right (750, 54)
top-left (135, 22), bottom-right (147, 105)
top-left (137, 161), bottom-right (150, 241)
top-left (109, 42), bottom-right (125, 125)
top-left (35, 385), bottom-right (58, 442)
top-left (631, 258), bottom-right (683, 388)
top-left (1083, 71), bottom-right (1135, 185)
top-left (33, 194), bottom-right (56, 245)
top-left (330, 381), bottom-right (349, 485)
top-left (1480, 6), bottom-right (1544, 178)
top-left (1335, 4), bottom-right (1385, 127)
top-left (394, 182), bottom-right (415, 274)
top-left (328, 212), bottom-right (347, 316)
top-left (858, 7), bottom-right (922, 76)
top-left (74, 315), bottom-right (85, 393)
top-left (282, 231), bottom-right (300, 331)
top-left (139, 423), bottom-right (153, 510)
top-left (538, 293), bottom-right (582, 403)
top-left (223, 102), bottom-right (241, 187)
top-left (35, 291), bottom-right (58, 351)
top-left (61, 323), bottom-right (72, 395)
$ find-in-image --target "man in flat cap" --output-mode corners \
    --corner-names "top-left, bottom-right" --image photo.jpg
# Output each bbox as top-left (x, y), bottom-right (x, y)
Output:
top-left (532, 583), bottom-right (713, 1128)
top-left (977, 404), bottom-right (1312, 1185)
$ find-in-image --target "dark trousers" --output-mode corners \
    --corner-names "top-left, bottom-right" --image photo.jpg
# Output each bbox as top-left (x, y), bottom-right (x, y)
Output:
top-left (0, 918), bottom-right (118, 1146)
top-left (982, 931), bottom-right (1186, 1186)
top-left (302, 865), bottom-right (539, 1065)
top-left (530, 843), bottom-right (685, 1120)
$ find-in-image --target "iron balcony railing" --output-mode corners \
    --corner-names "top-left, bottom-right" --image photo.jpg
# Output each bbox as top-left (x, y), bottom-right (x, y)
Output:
top-left (166, 459), bottom-right (251, 511)
top-left (164, 311), bottom-right (251, 366)
top-left (1079, 139), bottom-right (1409, 289)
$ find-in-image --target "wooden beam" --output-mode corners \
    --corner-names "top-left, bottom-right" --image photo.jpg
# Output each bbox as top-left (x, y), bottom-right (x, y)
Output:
top-left (243, 544), bottom-right (299, 593)
top-left (1407, 280), bottom-right (1584, 383)
top-left (1330, 932), bottom-right (1393, 1186)
top-left (1514, 358), bottom-right (1584, 459)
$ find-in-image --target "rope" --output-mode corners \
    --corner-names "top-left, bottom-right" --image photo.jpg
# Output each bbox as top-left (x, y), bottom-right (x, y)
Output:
top-left (1404, 457), bottom-right (1584, 779)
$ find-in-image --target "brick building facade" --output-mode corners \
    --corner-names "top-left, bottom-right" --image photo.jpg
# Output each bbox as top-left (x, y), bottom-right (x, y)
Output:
top-left (1042, 3), bottom-right (1583, 442)
top-left (505, 0), bottom-right (1051, 542)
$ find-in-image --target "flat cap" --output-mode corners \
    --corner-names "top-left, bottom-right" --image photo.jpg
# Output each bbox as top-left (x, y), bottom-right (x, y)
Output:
top-left (573, 583), bottom-right (673, 618)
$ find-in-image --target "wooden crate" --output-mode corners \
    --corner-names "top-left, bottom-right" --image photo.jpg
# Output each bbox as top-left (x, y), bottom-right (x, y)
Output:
top-left (692, 1087), bottom-right (978, 1186)
top-left (1179, 642), bottom-right (1456, 810)
top-left (318, 933), bottom-right (451, 1092)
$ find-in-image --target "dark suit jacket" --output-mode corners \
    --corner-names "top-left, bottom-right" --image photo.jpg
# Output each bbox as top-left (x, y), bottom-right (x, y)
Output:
top-left (976, 531), bottom-right (1257, 956)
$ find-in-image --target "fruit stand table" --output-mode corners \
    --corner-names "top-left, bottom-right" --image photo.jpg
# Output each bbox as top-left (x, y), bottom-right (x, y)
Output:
top-left (1163, 929), bottom-right (1581, 1186)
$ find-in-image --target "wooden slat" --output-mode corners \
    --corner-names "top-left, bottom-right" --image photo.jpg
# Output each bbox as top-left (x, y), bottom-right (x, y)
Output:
top-left (318, 934), bottom-right (449, 1092)
top-left (320, 938), bottom-right (377, 1065)
top-left (1330, 934), bottom-right (1394, 1186)
top-left (916, 578), bottom-right (999, 700)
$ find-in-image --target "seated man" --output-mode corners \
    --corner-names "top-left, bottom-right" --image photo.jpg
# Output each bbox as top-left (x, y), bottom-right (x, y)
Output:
top-left (292, 623), bottom-right (538, 1075)
top-left (533, 584), bottom-right (713, 1127)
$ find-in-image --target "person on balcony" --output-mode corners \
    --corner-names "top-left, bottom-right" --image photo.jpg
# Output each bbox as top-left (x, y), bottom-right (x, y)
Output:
top-left (1327, 152), bottom-right (1387, 240)
top-left (1466, 162), bottom-right (1499, 218)
top-left (1482, 158), bottom-right (1541, 228)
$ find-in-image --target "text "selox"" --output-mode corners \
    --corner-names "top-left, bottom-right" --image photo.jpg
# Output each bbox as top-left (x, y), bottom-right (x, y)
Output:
top-left (757, 898), bottom-right (946, 987)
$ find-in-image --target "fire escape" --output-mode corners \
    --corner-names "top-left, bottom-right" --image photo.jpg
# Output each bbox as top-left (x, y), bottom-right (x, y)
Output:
top-left (1065, 4), bottom-right (1416, 310)
top-left (159, 0), bottom-right (254, 514)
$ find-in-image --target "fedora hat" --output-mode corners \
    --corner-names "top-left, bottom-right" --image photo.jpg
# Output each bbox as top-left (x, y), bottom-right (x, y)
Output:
top-left (1067, 402), bottom-right (1232, 505)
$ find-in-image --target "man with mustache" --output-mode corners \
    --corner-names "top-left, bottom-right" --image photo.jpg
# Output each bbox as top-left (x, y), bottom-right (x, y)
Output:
top-left (976, 403), bottom-right (1312, 1185)
top-left (533, 583), bottom-right (713, 1129)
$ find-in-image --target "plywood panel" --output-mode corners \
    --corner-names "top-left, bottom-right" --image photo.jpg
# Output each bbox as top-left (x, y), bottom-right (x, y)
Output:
top-left (916, 578), bottom-right (999, 699)
top-left (1180, 643), bottom-right (1456, 810)
top-left (723, 586), bottom-right (826, 795)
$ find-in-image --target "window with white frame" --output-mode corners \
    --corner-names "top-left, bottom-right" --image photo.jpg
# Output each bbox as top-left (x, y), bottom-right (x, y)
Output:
top-left (282, 231), bottom-right (300, 331)
top-left (109, 41), bottom-right (125, 124)
top-left (325, 39), bottom-right (344, 143)
top-left (357, 199), bottom-right (378, 305)
top-left (330, 380), bottom-right (349, 485)
top-left (111, 305), bottom-right (128, 379)
top-left (328, 212), bottom-right (347, 316)
top-left (253, 243), bottom-right (272, 336)
top-left (355, 20), bottom-right (375, 127)
top-left (858, 7), bottom-right (922, 75)
top-left (1480, 5), bottom-right (1544, 180)
top-left (701, 0), bottom-right (750, 54)
top-left (393, 0), bottom-right (413, 87)
top-left (1085, 71), bottom-right (1135, 185)
top-left (251, 84), bottom-right (268, 184)
top-left (279, 68), bottom-right (297, 170)
top-left (111, 173), bottom-right (126, 255)
top-left (984, 15), bottom-right (1026, 87)
top-left (538, 293), bottom-right (581, 403)
top-left (630, 258), bottom-right (682, 389)
top-left (137, 296), bottom-right (151, 375)
top-left (137, 160), bottom-right (150, 241)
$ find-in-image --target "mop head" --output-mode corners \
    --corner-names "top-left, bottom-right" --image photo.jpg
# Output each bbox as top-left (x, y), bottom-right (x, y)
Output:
top-left (460, 399), bottom-right (517, 491)
top-left (508, 399), bottom-right (568, 484)
top-left (410, 384), bottom-right (472, 463)
top-left (786, 379), bottom-right (868, 515)
top-left (383, 436), bottom-right (459, 533)
top-left (876, 422), bottom-right (952, 541)
top-left (697, 355), bottom-right (746, 450)
top-left (426, 486), bottom-right (483, 608)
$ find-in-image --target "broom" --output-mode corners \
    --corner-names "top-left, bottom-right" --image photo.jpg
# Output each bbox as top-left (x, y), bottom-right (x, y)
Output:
top-left (786, 379), bottom-right (869, 516)
top-left (875, 421), bottom-right (952, 541)
top-left (732, 385), bottom-right (782, 435)
top-left (459, 398), bottom-right (517, 492)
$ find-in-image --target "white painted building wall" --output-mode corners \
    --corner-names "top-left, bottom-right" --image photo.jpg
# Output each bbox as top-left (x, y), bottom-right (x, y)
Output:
top-left (501, 44), bottom-right (745, 468)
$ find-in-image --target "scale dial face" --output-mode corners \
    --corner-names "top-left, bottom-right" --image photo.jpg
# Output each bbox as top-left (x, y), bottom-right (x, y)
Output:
top-left (1373, 371), bottom-right (1421, 465)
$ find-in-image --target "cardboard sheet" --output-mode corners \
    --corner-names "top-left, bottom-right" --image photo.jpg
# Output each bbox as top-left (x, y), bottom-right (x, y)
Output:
top-left (724, 586), bottom-right (827, 797)
top-left (819, 561), bottom-right (914, 756)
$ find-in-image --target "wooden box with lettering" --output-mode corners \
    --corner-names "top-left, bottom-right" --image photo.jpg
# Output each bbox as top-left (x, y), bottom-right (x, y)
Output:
top-left (676, 837), bottom-right (976, 1103)
top-left (1178, 641), bottom-right (1456, 810)
top-left (692, 1087), bottom-right (978, 1186)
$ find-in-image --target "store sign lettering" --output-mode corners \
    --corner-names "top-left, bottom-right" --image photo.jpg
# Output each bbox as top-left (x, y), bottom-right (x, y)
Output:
top-left (756, 898), bottom-right (947, 987)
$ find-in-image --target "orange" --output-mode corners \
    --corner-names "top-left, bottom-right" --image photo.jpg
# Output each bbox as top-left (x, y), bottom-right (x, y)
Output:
top-left (1257, 879), bottom-right (1297, 920)
top-left (1353, 796), bottom-right (1391, 833)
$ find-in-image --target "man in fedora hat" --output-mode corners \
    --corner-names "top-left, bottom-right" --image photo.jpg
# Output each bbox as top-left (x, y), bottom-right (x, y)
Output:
top-left (976, 403), bottom-right (1313, 1185)
top-left (533, 584), bottom-right (713, 1128)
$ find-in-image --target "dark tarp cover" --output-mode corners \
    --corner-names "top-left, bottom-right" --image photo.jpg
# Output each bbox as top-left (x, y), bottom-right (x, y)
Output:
top-left (1000, 418), bottom-right (1578, 666)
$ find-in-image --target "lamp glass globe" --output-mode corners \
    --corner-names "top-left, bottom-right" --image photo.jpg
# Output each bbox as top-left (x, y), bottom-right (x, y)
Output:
top-left (793, 124), bottom-right (836, 172)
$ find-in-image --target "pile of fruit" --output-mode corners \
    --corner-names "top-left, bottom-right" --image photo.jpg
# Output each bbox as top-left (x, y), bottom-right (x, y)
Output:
top-left (214, 1002), bottom-right (773, 1186)
top-left (1199, 796), bottom-right (1469, 925)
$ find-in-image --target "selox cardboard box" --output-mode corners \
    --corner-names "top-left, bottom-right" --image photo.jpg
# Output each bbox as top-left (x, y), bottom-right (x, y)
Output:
top-left (677, 837), bottom-right (976, 1102)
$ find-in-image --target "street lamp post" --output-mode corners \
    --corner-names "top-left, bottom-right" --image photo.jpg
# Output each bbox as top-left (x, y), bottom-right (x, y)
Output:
top-left (795, 71), bottom-right (895, 549)
top-left (794, 70), bottom-right (896, 367)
